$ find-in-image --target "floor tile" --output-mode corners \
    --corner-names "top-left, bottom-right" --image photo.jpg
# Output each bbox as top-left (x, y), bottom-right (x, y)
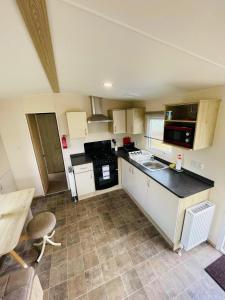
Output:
top-left (50, 262), bottom-right (68, 287)
top-left (68, 273), bottom-right (87, 300)
top-left (88, 284), bottom-right (108, 300)
top-left (101, 257), bottom-right (120, 282)
top-left (144, 279), bottom-right (169, 300)
top-left (67, 243), bottom-right (82, 259)
top-left (105, 276), bottom-right (127, 300)
top-left (115, 252), bottom-right (133, 274)
top-left (97, 244), bottom-right (114, 263)
top-left (128, 288), bottom-right (148, 300)
top-left (84, 265), bottom-right (104, 291)
top-left (121, 268), bottom-right (143, 295)
top-left (49, 281), bottom-right (68, 300)
top-left (68, 255), bottom-right (84, 278)
top-left (81, 237), bottom-right (96, 254)
top-left (135, 259), bottom-right (156, 285)
top-left (83, 251), bottom-right (99, 270)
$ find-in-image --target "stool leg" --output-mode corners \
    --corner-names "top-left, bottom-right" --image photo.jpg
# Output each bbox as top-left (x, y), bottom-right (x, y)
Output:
top-left (46, 237), bottom-right (61, 247)
top-left (36, 237), bottom-right (47, 263)
top-left (48, 230), bottom-right (55, 239)
top-left (34, 240), bottom-right (43, 247)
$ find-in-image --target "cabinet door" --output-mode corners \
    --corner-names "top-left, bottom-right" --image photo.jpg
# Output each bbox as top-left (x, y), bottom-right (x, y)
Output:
top-left (133, 109), bottom-right (144, 134)
top-left (126, 109), bottom-right (134, 134)
top-left (126, 108), bottom-right (144, 134)
top-left (121, 159), bottom-right (132, 193)
top-left (132, 167), bottom-right (147, 207)
top-left (66, 112), bottom-right (88, 138)
top-left (75, 171), bottom-right (95, 196)
top-left (113, 110), bottom-right (126, 134)
top-left (145, 178), bottom-right (179, 242)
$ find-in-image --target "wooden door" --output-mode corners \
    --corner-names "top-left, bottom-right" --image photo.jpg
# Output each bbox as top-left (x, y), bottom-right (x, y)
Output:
top-left (26, 114), bottom-right (49, 194)
top-left (36, 113), bottom-right (64, 174)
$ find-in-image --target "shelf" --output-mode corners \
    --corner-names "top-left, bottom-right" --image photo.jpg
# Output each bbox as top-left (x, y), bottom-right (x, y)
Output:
top-left (165, 120), bottom-right (196, 123)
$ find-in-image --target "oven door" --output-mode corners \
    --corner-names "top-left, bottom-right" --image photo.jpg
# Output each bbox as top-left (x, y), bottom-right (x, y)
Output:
top-left (164, 125), bottom-right (194, 148)
top-left (94, 164), bottom-right (118, 190)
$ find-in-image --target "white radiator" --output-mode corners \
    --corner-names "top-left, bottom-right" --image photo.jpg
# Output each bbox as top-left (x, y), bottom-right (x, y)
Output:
top-left (181, 201), bottom-right (215, 251)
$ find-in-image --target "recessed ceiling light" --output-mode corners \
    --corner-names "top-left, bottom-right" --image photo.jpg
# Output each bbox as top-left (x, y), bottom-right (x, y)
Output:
top-left (103, 82), bottom-right (113, 88)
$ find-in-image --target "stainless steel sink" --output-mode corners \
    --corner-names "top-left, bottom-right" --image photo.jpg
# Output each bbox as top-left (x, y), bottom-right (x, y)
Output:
top-left (141, 160), bottom-right (168, 171)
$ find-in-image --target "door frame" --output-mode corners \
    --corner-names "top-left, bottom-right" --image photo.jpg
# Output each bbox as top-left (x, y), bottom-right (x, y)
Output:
top-left (216, 214), bottom-right (225, 254)
top-left (27, 112), bottom-right (68, 195)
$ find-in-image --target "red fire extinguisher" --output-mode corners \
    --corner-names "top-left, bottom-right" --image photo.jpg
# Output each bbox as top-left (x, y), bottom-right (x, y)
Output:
top-left (61, 135), bottom-right (68, 149)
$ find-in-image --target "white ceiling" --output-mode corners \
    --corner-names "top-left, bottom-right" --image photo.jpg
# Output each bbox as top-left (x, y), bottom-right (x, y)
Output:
top-left (1, 0), bottom-right (225, 99)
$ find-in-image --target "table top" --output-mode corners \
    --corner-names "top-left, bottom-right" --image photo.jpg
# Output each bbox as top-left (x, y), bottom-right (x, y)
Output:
top-left (0, 188), bottom-right (35, 256)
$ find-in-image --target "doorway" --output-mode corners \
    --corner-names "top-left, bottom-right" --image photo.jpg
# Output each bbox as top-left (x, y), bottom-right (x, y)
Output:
top-left (27, 113), bottom-right (68, 195)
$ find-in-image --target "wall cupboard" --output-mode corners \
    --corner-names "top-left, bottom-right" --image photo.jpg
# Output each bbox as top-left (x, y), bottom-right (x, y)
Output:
top-left (66, 112), bottom-right (88, 138)
top-left (164, 100), bottom-right (220, 150)
top-left (127, 108), bottom-right (145, 134)
top-left (109, 110), bottom-right (126, 134)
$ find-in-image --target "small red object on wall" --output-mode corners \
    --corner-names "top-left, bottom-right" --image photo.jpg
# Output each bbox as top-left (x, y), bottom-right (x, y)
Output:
top-left (61, 135), bottom-right (68, 149)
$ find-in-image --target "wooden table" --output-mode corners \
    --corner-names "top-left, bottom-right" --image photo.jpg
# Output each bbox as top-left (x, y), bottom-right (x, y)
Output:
top-left (0, 188), bottom-right (35, 268)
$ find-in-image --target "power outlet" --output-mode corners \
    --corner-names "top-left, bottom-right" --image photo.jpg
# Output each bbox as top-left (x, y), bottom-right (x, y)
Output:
top-left (190, 160), bottom-right (204, 170)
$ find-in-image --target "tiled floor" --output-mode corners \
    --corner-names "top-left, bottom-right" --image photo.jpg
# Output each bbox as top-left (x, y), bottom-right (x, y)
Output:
top-left (0, 189), bottom-right (224, 300)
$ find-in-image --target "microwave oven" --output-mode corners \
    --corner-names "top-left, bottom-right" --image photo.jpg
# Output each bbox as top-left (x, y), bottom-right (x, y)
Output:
top-left (164, 125), bottom-right (195, 148)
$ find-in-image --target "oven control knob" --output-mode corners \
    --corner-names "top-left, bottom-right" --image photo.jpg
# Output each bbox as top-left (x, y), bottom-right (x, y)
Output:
top-left (185, 138), bottom-right (190, 143)
top-left (186, 132), bottom-right (190, 136)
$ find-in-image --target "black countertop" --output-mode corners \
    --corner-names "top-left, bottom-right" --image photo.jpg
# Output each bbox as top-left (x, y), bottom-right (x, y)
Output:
top-left (117, 150), bottom-right (214, 198)
top-left (70, 149), bottom-right (214, 198)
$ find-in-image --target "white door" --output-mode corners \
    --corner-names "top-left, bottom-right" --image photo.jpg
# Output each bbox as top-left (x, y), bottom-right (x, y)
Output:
top-left (145, 178), bottom-right (179, 242)
top-left (66, 112), bottom-right (88, 138)
top-left (75, 171), bottom-right (95, 196)
top-left (132, 167), bottom-right (147, 208)
top-left (121, 159), bottom-right (133, 193)
top-left (113, 110), bottom-right (126, 134)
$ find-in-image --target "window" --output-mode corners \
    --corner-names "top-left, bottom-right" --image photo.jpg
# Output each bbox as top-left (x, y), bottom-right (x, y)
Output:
top-left (145, 112), bottom-right (171, 153)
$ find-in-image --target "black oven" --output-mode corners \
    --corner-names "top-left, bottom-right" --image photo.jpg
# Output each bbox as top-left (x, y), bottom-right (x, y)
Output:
top-left (164, 125), bottom-right (195, 148)
top-left (84, 140), bottom-right (118, 190)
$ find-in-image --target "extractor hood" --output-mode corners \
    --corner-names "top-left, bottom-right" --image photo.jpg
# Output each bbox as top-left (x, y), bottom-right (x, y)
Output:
top-left (87, 96), bottom-right (112, 123)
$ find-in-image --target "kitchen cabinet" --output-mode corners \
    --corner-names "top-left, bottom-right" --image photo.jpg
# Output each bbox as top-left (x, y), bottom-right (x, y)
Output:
top-left (145, 177), bottom-right (179, 242)
top-left (164, 100), bottom-right (221, 150)
top-left (126, 108), bottom-right (145, 134)
top-left (121, 159), bottom-right (147, 208)
top-left (109, 110), bottom-right (126, 134)
top-left (73, 163), bottom-right (95, 197)
top-left (121, 158), bottom-right (209, 250)
top-left (66, 112), bottom-right (88, 138)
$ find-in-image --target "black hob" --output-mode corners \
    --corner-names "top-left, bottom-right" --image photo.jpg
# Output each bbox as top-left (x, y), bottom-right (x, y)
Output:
top-left (84, 140), bottom-right (118, 190)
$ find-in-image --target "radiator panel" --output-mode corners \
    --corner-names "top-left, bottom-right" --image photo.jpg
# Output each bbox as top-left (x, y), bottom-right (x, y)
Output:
top-left (181, 201), bottom-right (215, 251)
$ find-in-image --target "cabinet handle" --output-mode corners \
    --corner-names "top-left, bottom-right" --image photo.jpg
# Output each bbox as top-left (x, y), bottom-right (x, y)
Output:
top-left (84, 128), bottom-right (87, 136)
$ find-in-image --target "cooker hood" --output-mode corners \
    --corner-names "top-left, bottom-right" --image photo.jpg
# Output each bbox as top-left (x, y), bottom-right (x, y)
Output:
top-left (87, 96), bottom-right (112, 123)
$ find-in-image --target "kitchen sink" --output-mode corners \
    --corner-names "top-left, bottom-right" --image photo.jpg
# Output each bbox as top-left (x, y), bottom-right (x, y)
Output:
top-left (141, 160), bottom-right (168, 171)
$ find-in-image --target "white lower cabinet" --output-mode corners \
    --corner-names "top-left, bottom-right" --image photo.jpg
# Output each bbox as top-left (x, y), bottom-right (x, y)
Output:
top-left (74, 163), bottom-right (95, 197)
top-left (121, 158), bottom-right (179, 244)
top-left (145, 178), bottom-right (179, 242)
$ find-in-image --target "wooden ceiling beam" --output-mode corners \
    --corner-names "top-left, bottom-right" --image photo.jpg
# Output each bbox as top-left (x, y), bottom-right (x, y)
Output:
top-left (16, 0), bottom-right (59, 93)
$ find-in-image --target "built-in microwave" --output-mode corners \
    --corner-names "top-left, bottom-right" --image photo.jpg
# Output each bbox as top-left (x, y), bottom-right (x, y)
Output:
top-left (164, 125), bottom-right (195, 148)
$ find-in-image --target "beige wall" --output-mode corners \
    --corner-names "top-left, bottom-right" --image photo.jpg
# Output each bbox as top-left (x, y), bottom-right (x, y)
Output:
top-left (142, 85), bottom-right (225, 246)
top-left (0, 134), bottom-right (17, 193)
top-left (0, 93), bottom-right (139, 196)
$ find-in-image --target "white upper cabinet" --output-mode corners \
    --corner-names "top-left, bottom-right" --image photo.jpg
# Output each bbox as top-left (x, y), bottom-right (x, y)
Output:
top-left (109, 109), bottom-right (126, 134)
top-left (66, 112), bottom-right (88, 138)
top-left (126, 108), bottom-right (145, 134)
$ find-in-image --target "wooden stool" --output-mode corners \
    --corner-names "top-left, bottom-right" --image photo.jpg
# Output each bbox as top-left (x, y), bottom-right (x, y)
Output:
top-left (27, 212), bottom-right (61, 262)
